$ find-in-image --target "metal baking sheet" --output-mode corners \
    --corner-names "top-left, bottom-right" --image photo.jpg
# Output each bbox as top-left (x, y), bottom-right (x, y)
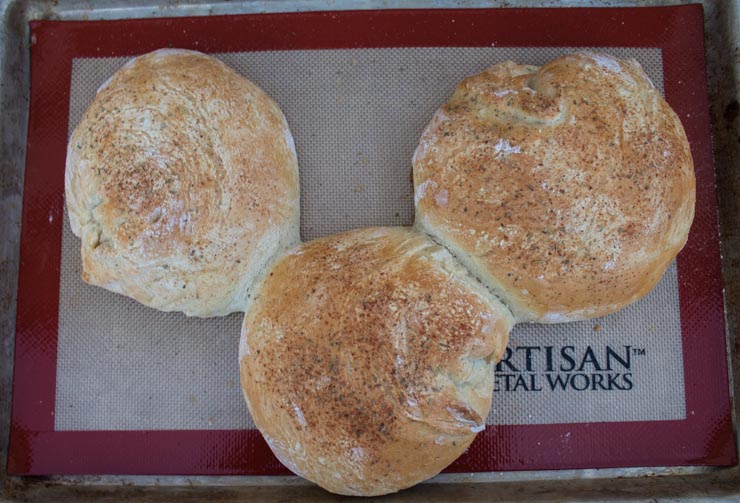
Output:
top-left (2, 0), bottom-right (739, 501)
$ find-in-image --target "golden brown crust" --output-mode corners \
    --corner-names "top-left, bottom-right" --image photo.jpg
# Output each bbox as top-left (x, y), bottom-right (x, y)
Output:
top-left (240, 227), bottom-right (513, 496)
top-left (65, 49), bottom-right (300, 316)
top-left (413, 53), bottom-right (695, 322)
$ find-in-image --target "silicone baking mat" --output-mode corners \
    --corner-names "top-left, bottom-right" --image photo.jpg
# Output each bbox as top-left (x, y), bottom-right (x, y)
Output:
top-left (8, 5), bottom-right (735, 475)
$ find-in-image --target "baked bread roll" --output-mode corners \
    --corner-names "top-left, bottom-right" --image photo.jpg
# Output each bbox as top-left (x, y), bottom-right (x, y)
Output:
top-left (413, 52), bottom-right (695, 323)
top-left (240, 227), bottom-right (513, 496)
top-left (65, 49), bottom-right (299, 317)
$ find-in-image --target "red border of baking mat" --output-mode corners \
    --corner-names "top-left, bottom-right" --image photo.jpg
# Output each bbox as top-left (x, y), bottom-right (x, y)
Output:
top-left (8, 5), bottom-right (735, 475)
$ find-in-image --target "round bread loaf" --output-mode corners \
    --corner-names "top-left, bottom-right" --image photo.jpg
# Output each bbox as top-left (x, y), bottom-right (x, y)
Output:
top-left (413, 52), bottom-right (695, 323)
top-left (65, 49), bottom-right (299, 317)
top-left (240, 227), bottom-right (513, 496)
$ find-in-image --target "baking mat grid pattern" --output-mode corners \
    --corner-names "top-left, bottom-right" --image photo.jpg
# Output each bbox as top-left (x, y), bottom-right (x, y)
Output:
top-left (56, 47), bottom-right (685, 431)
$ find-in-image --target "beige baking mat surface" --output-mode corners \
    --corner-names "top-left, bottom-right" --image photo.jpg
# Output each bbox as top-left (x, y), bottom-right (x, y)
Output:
top-left (56, 46), bottom-right (685, 431)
